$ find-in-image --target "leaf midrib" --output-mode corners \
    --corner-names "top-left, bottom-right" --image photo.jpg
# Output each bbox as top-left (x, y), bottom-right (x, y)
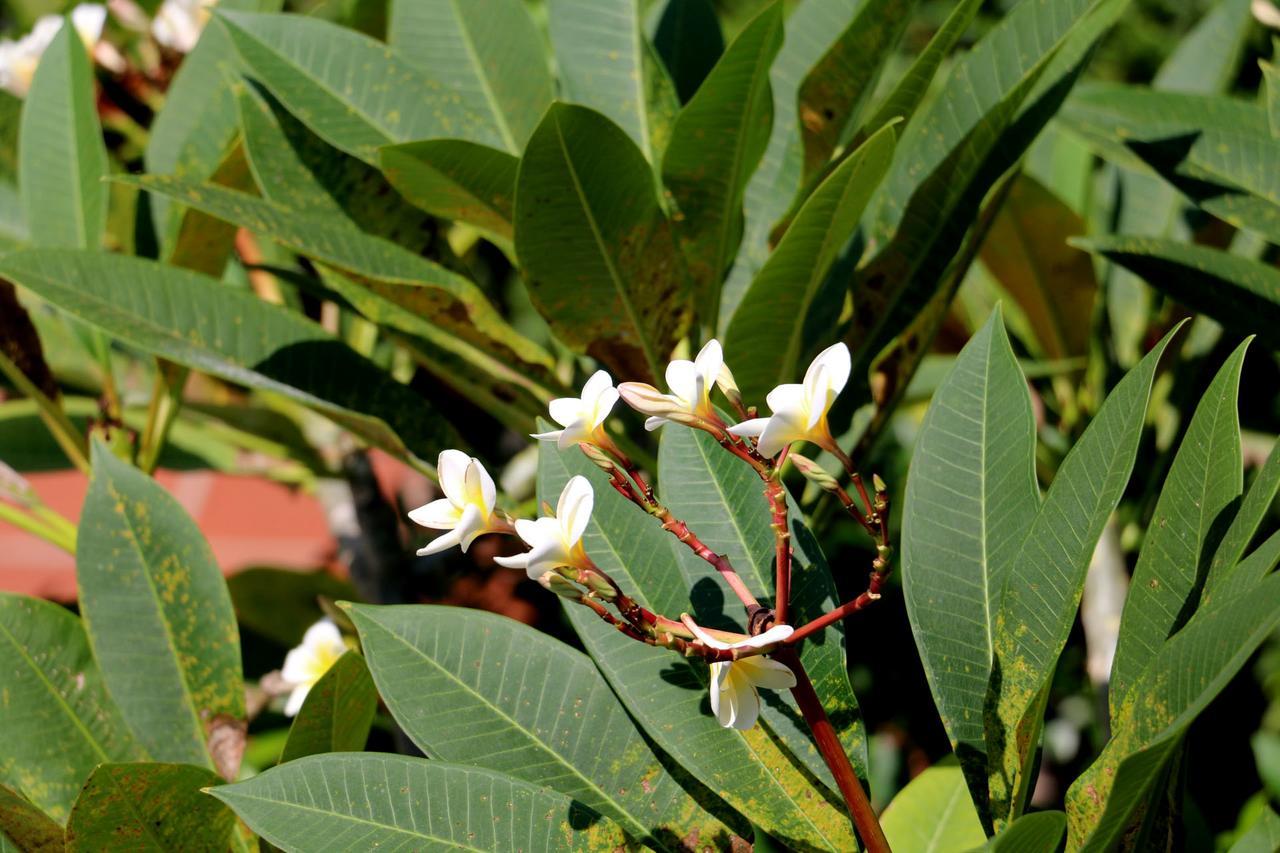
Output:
top-left (447, 0), bottom-right (517, 153)
top-left (359, 613), bottom-right (649, 840)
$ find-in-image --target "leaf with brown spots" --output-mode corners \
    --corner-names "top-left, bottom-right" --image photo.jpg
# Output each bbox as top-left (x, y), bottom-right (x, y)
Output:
top-left (65, 763), bottom-right (234, 853)
top-left (0, 784), bottom-right (62, 852)
top-left (78, 442), bottom-right (244, 770)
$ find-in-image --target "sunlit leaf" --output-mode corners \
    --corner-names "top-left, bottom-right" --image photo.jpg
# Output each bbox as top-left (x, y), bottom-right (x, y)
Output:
top-left (880, 762), bottom-right (986, 853)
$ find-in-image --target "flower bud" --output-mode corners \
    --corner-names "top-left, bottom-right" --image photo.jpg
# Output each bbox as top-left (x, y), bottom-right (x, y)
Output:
top-left (617, 382), bottom-right (681, 418)
top-left (789, 454), bottom-right (841, 493)
top-left (538, 572), bottom-right (584, 600)
top-left (716, 364), bottom-right (745, 410)
top-left (579, 569), bottom-right (617, 600)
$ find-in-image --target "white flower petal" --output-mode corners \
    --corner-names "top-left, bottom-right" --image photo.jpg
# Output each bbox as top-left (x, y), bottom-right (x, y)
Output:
top-left (726, 418), bottom-right (769, 438)
top-left (709, 661), bottom-right (729, 725)
top-left (283, 683), bottom-right (310, 717)
top-left (436, 449), bottom-right (471, 505)
top-left (530, 428), bottom-right (564, 443)
top-left (765, 383), bottom-right (806, 415)
top-left (807, 342), bottom-right (850, 395)
top-left (694, 340), bottom-right (723, 390)
top-left (454, 503), bottom-right (487, 552)
top-left (548, 397), bottom-right (584, 429)
top-left (407, 498), bottom-right (463, 530)
top-left (727, 679), bottom-right (761, 730)
top-left (665, 360), bottom-right (699, 407)
top-left (512, 517), bottom-right (542, 545)
top-left (738, 657), bottom-right (798, 690)
top-left (280, 647), bottom-right (317, 684)
top-left (686, 619), bottom-right (732, 650)
top-left (301, 619), bottom-right (343, 652)
top-left (644, 416), bottom-right (668, 431)
top-left (71, 4), bottom-right (107, 45)
top-left (465, 459), bottom-right (496, 516)
top-left (556, 420), bottom-right (591, 450)
top-left (557, 476), bottom-right (593, 547)
top-left (736, 624), bottom-right (795, 649)
top-left (591, 387), bottom-right (620, 429)
top-left (757, 411), bottom-right (808, 458)
top-left (493, 552), bottom-right (530, 570)
top-left (418, 527), bottom-right (463, 556)
top-left (580, 370), bottom-right (614, 408)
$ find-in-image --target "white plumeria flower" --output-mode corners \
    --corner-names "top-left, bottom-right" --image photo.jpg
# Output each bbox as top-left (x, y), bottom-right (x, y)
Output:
top-left (0, 4), bottom-right (106, 97)
top-left (280, 619), bottom-right (347, 717)
top-left (152, 0), bottom-right (214, 53)
top-left (494, 475), bottom-right (593, 580)
top-left (619, 340), bottom-right (728, 431)
top-left (687, 621), bottom-right (796, 730)
top-left (728, 342), bottom-right (851, 458)
top-left (531, 370), bottom-right (620, 449)
top-left (408, 450), bottom-right (507, 556)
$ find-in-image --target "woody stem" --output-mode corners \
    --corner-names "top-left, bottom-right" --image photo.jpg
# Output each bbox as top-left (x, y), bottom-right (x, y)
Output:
top-left (778, 649), bottom-right (891, 853)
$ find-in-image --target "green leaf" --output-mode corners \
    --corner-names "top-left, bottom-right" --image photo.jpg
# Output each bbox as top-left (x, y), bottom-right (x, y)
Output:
top-left (228, 567), bottom-right (357, 647)
top-left (210, 754), bottom-right (630, 851)
top-left (537, 439), bottom-right (856, 851)
top-left (1067, 573), bottom-right (1280, 849)
top-left (145, 0), bottom-right (281, 260)
top-left (977, 811), bottom-right (1067, 852)
top-left (1210, 529), bottom-right (1280, 605)
top-left (0, 594), bottom-right (144, 821)
top-left (857, 0), bottom-right (983, 148)
top-left (236, 83), bottom-right (437, 251)
top-left (279, 651), bottom-right (377, 763)
top-left (724, 122), bottom-right (896, 403)
top-left (1109, 339), bottom-right (1249, 712)
top-left (1059, 84), bottom-right (1280, 245)
top-left (64, 764), bottom-right (232, 852)
top-left (648, 0), bottom-right (724, 104)
top-left (547, 0), bottom-right (678, 162)
top-left (0, 249), bottom-right (454, 466)
top-left (1202, 439), bottom-right (1280, 604)
top-left (78, 443), bottom-right (244, 767)
top-left (18, 16), bottom-right (107, 249)
top-left (880, 762), bottom-right (986, 853)
top-left (1232, 806), bottom-right (1280, 853)
top-left (720, 0), bottom-right (865, 326)
top-left (1154, 0), bottom-right (1253, 94)
top-left (848, 0), bottom-right (1127, 402)
top-left (660, 2), bottom-right (783, 322)
top-left (514, 103), bottom-right (688, 383)
top-left (1074, 237), bottom-right (1280, 350)
top-left (1263, 60), bottom-right (1280, 139)
top-left (348, 604), bottom-right (730, 847)
top-left (386, 0), bottom-right (553, 152)
top-left (122, 175), bottom-right (556, 378)
top-left (657, 425), bottom-right (867, 794)
top-left (216, 11), bottom-right (504, 164)
top-left (379, 140), bottom-right (518, 242)
top-left (978, 175), bottom-right (1097, 360)
top-left (796, 0), bottom-right (915, 180)
top-left (986, 324), bottom-right (1180, 828)
top-left (0, 785), bottom-right (61, 852)
top-left (901, 308), bottom-right (1040, 810)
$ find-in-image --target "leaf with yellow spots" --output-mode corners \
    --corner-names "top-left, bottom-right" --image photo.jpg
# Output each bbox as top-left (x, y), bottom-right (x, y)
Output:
top-left (77, 442), bottom-right (244, 770)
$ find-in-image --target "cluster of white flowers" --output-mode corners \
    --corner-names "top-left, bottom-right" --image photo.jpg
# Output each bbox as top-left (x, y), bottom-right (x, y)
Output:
top-left (0, 4), bottom-right (105, 97)
top-left (395, 340), bottom-right (853, 730)
top-left (151, 0), bottom-right (216, 53)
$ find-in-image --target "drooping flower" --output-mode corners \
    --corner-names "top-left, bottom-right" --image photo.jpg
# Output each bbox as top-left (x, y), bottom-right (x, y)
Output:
top-left (727, 342), bottom-right (851, 458)
top-left (408, 450), bottom-right (508, 556)
top-left (280, 619), bottom-right (347, 716)
top-left (152, 0), bottom-right (215, 53)
top-left (531, 370), bottom-right (620, 449)
top-left (0, 4), bottom-right (106, 97)
top-left (687, 621), bottom-right (796, 730)
top-left (494, 475), bottom-right (593, 580)
top-left (619, 340), bottom-right (732, 430)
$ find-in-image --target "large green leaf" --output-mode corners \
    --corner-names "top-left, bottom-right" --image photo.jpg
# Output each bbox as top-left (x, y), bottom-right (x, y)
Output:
top-left (720, 0), bottom-right (864, 327)
top-left (0, 785), bottom-right (61, 851)
top-left (0, 249), bottom-right (454, 466)
top-left (123, 175), bottom-right (556, 378)
top-left (901, 309), bottom-right (1039, 809)
top-left (514, 103), bottom-right (687, 383)
top-left (1059, 84), bottom-right (1280, 245)
top-left (1067, 573), bottom-right (1280, 849)
top-left (978, 175), bottom-right (1097, 360)
top-left (724, 122), bottom-right (896, 403)
top-left (1263, 59), bottom-right (1280, 139)
top-left (847, 0), bottom-right (1128, 405)
top-left (547, 0), bottom-right (678, 162)
top-left (658, 425), bottom-right (867, 793)
top-left (1109, 339), bottom-right (1249, 713)
top-left (216, 11), bottom-right (504, 164)
top-left (660, 2), bottom-right (782, 322)
top-left (386, 0), bottom-right (552, 152)
top-left (210, 755), bottom-right (630, 851)
top-left (538, 440), bottom-right (856, 851)
top-left (796, 0), bottom-right (915, 180)
top-left (0, 594), bottom-right (144, 821)
top-left (1209, 529), bottom-right (1280, 605)
top-left (1074, 237), bottom-right (1280, 350)
top-left (279, 651), bottom-right (377, 763)
top-left (648, 0), bottom-right (723, 103)
top-left (880, 762), bottom-right (986, 853)
top-left (146, 0), bottom-right (280, 258)
top-left (78, 443), bottom-right (243, 767)
top-left (986, 325), bottom-right (1178, 828)
top-left (1202, 439), bottom-right (1280, 604)
top-left (18, 16), bottom-right (106, 250)
top-left (64, 764), bottom-right (232, 852)
top-left (379, 140), bottom-right (518, 242)
top-left (348, 604), bottom-right (730, 848)
top-left (978, 811), bottom-right (1067, 852)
